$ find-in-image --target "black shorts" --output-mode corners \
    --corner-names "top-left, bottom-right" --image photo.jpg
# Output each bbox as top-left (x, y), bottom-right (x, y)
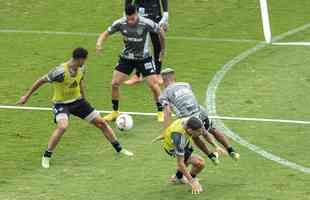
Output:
top-left (115, 56), bottom-right (157, 77)
top-left (52, 99), bottom-right (97, 123)
top-left (165, 144), bottom-right (194, 163)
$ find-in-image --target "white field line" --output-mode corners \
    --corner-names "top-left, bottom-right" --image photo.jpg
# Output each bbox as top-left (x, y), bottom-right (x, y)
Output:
top-left (0, 29), bottom-right (260, 43)
top-left (272, 42), bottom-right (310, 46)
top-left (206, 23), bottom-right (310, 174)
top-left (1, 105), bottom-right (310, 125)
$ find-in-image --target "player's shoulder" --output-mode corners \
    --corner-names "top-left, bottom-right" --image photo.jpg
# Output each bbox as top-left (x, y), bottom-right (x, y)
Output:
top-left (112, 17), bottom-right (127, 25)
top-left (46, 64), bottom-right (65, 82)
top-left (138, 16), bottom-right (155, 26)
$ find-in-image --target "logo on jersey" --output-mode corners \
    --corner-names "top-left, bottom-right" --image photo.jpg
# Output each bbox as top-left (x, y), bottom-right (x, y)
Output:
top-left (68, 80), bottom-right (78, 88)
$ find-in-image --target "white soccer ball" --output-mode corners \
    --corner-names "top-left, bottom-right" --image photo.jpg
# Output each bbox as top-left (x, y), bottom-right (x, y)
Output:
top-left (116, 114), bottom-right (133, 131)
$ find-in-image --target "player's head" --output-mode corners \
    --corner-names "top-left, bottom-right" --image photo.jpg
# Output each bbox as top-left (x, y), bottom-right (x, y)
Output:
top-left (185, 117), bottom-right (203, 137)
top-left (161, 68), bottom-right (176, 87)
top-left (125, 4), bottom-right (138, 26)
top-left (72, 47), bottom-right (88, 66)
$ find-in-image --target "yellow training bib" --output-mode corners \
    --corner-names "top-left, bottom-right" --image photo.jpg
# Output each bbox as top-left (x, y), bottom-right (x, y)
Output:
top-left (52, 63), bottom-right (83, 103)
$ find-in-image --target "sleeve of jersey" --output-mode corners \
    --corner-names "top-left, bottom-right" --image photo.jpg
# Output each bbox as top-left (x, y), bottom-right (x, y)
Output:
top-left (107, 20), bottom-right (121, 35)
top-left (147, 20), bottom-right (160, 33)
top-left (45, 67), bottom-right (65, 83)
top-left (171, 132), bottom-right (186, 156)
top-left (159, 91), bottom-right (170, 106)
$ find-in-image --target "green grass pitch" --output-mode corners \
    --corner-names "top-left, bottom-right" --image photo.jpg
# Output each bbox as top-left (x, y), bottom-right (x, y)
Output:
top-left (0, 0), bottom-right (309, 199)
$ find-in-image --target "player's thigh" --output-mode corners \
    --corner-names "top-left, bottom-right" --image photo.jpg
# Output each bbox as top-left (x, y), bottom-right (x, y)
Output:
top-left (69, 99), bottom-right (100, 123)
top-left (136, 57), bottom-right (157, 78)
top-left (53, 103), bottom-right (70, 128)
top-left (114, 57), bottom-right (134, 82)
top-left (112, 70), bottom-right (129, 86)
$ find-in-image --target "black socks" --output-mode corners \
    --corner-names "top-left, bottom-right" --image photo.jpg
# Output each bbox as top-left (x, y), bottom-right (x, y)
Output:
top-left (111, 141), bottom-right (122, 153)
top-left (112, 100), bottom-right (119, 111)
top-left (43, 150), bottom-right (53, 158)
top-left (156, 102), bottom-right (163, 112)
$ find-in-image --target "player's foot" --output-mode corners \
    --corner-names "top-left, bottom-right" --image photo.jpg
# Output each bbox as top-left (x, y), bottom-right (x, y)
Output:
top-left (209, 152), bottom-right (220, 165)
top-left (229, 151), bottom-right (240, 161)
top-left (157, 111), bottom-right (164, 122)
top-left (125, 74), bottom-right (143, 85)
top-left (41, 156), bottom-right (50, 169)
top-left (103, 111), bottom-right (120, 122)
top-left (170, 175), bottom-right (188, 184)
top-left (119, 149), bottom-right (134, 156)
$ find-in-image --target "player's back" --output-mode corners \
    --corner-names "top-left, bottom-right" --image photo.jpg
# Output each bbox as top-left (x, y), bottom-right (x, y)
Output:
top-left (160, 82), bottom-right (201, 118)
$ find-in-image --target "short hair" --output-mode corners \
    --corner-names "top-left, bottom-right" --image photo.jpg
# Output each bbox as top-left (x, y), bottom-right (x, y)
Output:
top-left (72, 47), bottom-right (88, 60)
top-left (125, 4), bottom-right (137, 16)
top-left (161, 68), bottom-right (175, 80)
top-left (186, 117), bottom-right (202, 130)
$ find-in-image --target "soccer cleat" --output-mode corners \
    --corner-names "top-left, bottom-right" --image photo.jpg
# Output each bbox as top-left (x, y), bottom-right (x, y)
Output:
top-left (103, 111), bottom-right (120, 122)
top-left (125, 74), bottom-right (143, 85)
top-left (230, 152), bottom-right (240, 161)
top-left (157, 111), bottom-right (164, 122)
top-left (170, 175), bottom-right (188, 184)
top-left (119, 149), bottom-right (134, 156)
top-left (209, 152), bottom-right (220, 165)
top-left (41, 156), bottom-right (50, 169)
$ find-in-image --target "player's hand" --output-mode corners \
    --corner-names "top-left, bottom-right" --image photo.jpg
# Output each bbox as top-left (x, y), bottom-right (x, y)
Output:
top-left (159, 50), bottom-right (165, 62)
top-left (190, 180), bottom-right (203, 195)
top-left (160, 22), bottom-right (168, 32)
top-left (215, 146), bottom-right (228, 156)
top-left (16, 95), bottom-right (28, 105)
top-left (96, 43), bottom-right (103, 54)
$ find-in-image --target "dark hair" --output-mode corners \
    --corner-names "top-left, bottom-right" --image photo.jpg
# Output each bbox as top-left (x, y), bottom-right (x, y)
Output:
top-left (186, 117), bottom-right (202, 130)
top-left (125, 4), bottom-right (137, 16)
top-left (73, 47), bottom-right (88, 59)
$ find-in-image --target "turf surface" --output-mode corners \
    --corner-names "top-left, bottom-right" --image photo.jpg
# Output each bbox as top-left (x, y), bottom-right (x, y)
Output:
top-left (0, 0), bottom-right (309, 199)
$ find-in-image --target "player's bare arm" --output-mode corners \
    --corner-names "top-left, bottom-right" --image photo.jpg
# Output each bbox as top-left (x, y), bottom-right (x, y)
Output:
top-left (80, 79), bottom-right (86, 99)
top-left (202, 133), bottom-right (228, 155)
top-left (96, 31), bottom-right (110, 53)
top-left (16, 76), bottom-right (48, 105)
top-left (159, 28), bottom-right (166, 62)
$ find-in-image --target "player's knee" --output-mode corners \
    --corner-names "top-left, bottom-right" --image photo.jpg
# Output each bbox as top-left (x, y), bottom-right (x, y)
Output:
top-left (196, 158), bottom-right (205, 169)
top-left (95, 118), bottom-right (108, 130)
top-left (57, 123), bottom-right (68, 133)
top-left (111, 80), bottom-right (121, 89)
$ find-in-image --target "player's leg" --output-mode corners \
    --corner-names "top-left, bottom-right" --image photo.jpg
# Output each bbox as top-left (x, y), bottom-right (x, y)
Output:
top-left (124, 69), bottom-right (143, 85)
top-left (150, 32), bottom-right (163, 84)
top-left (186, 155), bottom-right (205, 179)
top-left (208, 128), bottom-right (240, 160)
top-left (70, 99), bottom-right (133, 156)
top-left (42, 105), bottom-right (70, 168)
top-left (138, 57), bottom-right (164, 122)
top-left (104, 58), bottom-right (133, 121)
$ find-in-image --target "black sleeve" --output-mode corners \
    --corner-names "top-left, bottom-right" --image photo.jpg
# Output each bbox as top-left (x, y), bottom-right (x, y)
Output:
top-left (161, 0), bottom-right (168, 12)
top-left (171, 132), bottom-right (186, 156)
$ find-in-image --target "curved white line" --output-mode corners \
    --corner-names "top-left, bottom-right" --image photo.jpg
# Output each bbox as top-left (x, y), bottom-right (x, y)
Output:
top-left (206, 23), bottom-right (310, 174)
top-left (0, 29), bottom-right (259, 43)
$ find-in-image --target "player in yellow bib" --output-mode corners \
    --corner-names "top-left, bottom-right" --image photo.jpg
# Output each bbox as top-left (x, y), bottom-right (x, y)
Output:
top-left (160, 117), bottom-right (218, 194)
top-left (17, 48), bottom-right (133, 169)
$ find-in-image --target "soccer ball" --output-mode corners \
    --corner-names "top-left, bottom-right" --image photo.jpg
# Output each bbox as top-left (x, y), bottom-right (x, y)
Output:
top-left (116, 114), bottom-right (133, 131)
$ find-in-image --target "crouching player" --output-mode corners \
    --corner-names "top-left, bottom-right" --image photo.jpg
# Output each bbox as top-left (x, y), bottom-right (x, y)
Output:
top-left (17, 47), bottom-right (133, 169)
top-left (162, 117), bottom-right (212, 194)
top-left (159, 68), bottom-right (240, 161)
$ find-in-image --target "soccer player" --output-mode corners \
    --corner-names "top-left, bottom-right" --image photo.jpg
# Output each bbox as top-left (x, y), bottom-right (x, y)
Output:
top-left (124, 0), bottom-right (169, 85)
top-left (161, 117), bottom-right (214, 194)
top-left (16, 48), bottom-right (133, 169)
top-left (96, 4), bottom-right (166, 122)
top-left (159, 68), bottom-right (240, 161)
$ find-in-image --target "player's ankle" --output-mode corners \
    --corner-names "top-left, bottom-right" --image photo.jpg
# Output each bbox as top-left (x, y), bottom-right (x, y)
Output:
top-left (43, 150), bottom-right (53, 158)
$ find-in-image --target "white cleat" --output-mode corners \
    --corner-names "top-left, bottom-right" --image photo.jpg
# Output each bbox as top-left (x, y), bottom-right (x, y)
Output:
top-left (119, 149), bottom-right (134, 156)
top-left (41, 156), bottom-right (50, 169)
